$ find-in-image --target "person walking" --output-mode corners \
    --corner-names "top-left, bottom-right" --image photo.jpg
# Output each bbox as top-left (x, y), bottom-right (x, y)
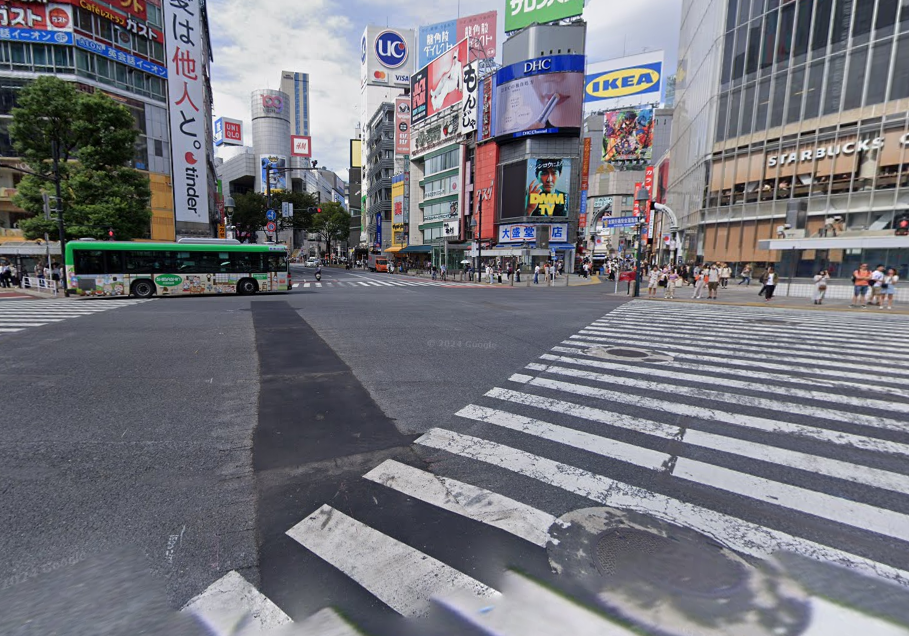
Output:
top-left (738, 264), bottom-right (752, 285)
top-left (0, 262), bottom-right (10, 288)
top-left (706, 263), bottom-right (721, 299)
top-left (851, 263), bottom-right (873, 308)
top-left (881, 267), bottom-right (898, 310)
top-left (533, 264), bottom-right (540, 285)
top-left (813, 269), bottom-right (830, 305)
top-left (763, 266), bottom-right (778, 301)
top-left (719, 263), bottom-right (731, 288)
top-left (647, 268), bottom-right (660, 298)
top-left (486, 263), bottom-right (493, 284)
top-left (10, 264), bottom-right (19, 288)
top-left (691, 271), bottom-right (706, 299)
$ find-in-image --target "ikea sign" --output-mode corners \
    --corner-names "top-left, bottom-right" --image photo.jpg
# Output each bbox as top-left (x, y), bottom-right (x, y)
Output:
top-left (584, 61), bottom-right (663, 103)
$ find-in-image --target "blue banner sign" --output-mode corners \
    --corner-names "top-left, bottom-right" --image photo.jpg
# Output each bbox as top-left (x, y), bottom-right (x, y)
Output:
top-left (606, 216), bottom-right (641, 228)
top-left (74, 35), bottom-right (167, 78)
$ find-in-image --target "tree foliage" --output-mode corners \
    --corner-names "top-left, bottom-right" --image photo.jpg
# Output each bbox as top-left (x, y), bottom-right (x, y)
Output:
top-left (311, 202), bottom-right (351, 254)
top-left (9, 77), bottom-right (151, 241)
top-left (228, 190), bottom-right (319, 242)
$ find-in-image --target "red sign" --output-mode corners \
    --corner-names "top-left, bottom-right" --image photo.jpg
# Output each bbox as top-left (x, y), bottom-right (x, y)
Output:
top-left (224, 120), bottom-right (242, 144)
top-left (580, 137), bottom-right (591, 192)
top-left (291, 135), bottom-right (311, 157)
top-left (111, 0), bottom-right (146, 22)
top-left (643, 166), bottom-right (655, 241)
top-left (0, 2), bottom-right (71, 30)
top-left (458, 10), bottom-right (497, 62)
top-left (74, 0), bottom-right (161, 42)
top-left (632, 182), bottom-right (642, 217)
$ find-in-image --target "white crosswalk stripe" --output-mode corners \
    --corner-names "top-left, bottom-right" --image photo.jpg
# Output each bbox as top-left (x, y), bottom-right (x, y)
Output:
top-left (204, 300), bottom-right (909, 629)
top-left (291, 277), bottom-right (491, 290)
top-left (0, 298), bottom-right (152, 334)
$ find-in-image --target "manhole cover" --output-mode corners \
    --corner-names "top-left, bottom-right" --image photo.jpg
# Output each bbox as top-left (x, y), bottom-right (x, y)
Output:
top-left (584, 346), bottom-right (674, 363)
top-left (595, 528), bottom-right (747, 597)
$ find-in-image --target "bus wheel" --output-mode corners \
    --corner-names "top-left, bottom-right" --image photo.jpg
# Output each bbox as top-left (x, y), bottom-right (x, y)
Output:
top-left (236, 278), bottom-right (258, 295)
top-left (131, 280), bottom-right (155, 298)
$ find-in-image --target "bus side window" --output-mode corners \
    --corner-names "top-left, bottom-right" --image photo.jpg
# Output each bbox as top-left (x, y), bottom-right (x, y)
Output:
top-left (74, 250), bottom-right (106, 274)
top-left (268, 254), bottom-right (287, 271)
top-left (106, 251), bottom-right (124, 273)
top-left (231, 253), bottom-right (253, 272)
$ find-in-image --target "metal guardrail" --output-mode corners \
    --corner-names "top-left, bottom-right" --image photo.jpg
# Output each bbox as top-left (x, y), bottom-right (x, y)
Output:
top-left (19, 276), bottom-right (58, 296)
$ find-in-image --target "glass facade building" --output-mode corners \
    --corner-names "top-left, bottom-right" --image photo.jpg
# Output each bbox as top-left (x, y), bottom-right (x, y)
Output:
top-left (668, 0), bottom-right (909, 278)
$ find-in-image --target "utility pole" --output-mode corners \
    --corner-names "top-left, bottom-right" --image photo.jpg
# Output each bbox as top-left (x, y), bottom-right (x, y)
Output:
top-left (51, 139), bottom-right (68, 296)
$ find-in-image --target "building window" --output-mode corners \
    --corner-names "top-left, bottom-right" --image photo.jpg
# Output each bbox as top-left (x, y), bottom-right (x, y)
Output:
top-left (803, 60), bottom-right (824, 119)
top-left (866, 39), bottom-right (892, 105)
top-left (822, 54), bottom-right (845, 114)
top-left (10, 43), bottom-right (29, 66)
top-left (786, 66), bottom-right (805, 124)
top-left (843, 46), bottom-right (868, 111)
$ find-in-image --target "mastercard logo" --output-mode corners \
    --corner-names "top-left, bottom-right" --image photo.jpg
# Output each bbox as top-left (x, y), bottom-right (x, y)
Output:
top-left (49, 8), bottom-right (71, 29)
top-left (373, 70), bottom-right (387, 80)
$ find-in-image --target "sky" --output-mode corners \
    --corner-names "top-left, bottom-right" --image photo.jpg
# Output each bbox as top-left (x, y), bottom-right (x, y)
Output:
top-left (208, 0), bottom-right (683, 180)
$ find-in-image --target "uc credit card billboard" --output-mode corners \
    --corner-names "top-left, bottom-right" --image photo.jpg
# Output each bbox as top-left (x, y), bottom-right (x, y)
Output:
top-left (584, 51), bottom-right (664, 111)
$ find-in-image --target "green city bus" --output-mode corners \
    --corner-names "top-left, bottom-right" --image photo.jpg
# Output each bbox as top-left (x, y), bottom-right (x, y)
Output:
top-left (65, 239), bottom-right (290, 298)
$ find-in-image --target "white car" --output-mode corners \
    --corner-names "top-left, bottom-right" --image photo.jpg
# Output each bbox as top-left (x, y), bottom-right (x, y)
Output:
top-left (306, 258), bottom-right (320, 267)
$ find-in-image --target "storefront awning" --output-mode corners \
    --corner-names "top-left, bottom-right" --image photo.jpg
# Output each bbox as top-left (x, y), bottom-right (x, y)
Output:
top-left (384, 245), bottom-right (404, 253)
top-left (400, 245), bottom-right (432, 253)
top-left (548, 243), bottom-right (576, 250)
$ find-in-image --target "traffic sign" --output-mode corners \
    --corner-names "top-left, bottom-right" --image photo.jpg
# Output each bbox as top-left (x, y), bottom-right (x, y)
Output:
top-left (266, 221), bottom-right (276, 233)
top-left (606, 216), bottom-right (640, 228)
top-left (266, 209), bottom-right (277, 221)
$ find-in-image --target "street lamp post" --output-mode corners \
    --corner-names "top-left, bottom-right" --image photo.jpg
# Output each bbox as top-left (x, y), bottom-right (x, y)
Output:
top-left (224, 196), bottom-right (235, 239)
top-left (633, 184), bottom-right (652, 298)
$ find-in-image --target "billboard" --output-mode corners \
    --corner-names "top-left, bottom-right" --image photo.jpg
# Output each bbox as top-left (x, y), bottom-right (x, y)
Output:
top-left (417, 20), bottom-right (456, 70)
top-left (350, 139), bottom-right (362, 168)
top-left (493, 55), bottom-right (584, 139)
top-left (417, 11), bottom-right (498, 70)
top-left (361, 25), bottom-right (414, 88)
top-left (498, 223), bottom-right (568, 243)
top-left (214, 117), bottom-right (242, 146)
top-left (411, 38), bottom-right (468, 126)
top-left (478, 75), bottom-right (494, 141)
top-left (526, 158), bottom-right (571, 217)
top-left (392, 173), bottom-right (405, 244)
top-left (584, 52), bottom-right (664, 111)
top-left (603, 107), bottom-right (655, 169)
top-left (0, 2), bottom-right (72, 31)
top-left (165, 0), bottom-right (206, 224)
top-left (505, 0), bottom-right (583, 32)
top-left (260, 155), bottom-right (287, 194)
top-left (394, 97), bottom-right (411, 156)
top-left (458, 11), bottom-right (496, 62)
top-left (460, 61), bottom-right (479, 135)
top-left (291, 135), bottom-right (312, 157)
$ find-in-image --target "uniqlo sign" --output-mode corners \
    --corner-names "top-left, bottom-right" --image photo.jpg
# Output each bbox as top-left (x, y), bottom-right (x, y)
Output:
top-left (214, 117), bottom-right (242, 146)
top-left (291, 135), bottom-right (312, 157)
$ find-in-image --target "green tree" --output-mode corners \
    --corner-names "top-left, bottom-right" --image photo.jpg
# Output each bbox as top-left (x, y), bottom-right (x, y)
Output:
top-left (229, 191), bottom-right (267, 242)
top-left (271, 190), bottom-right (318, 233)
top-left (311, 202), bottom-right (351, 256)
top-left (9, 77), bottom-right (151, 241)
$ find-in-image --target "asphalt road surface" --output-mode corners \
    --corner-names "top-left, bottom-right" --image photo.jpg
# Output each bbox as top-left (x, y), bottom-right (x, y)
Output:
top-left (2, 273), bottom-right (909, 634)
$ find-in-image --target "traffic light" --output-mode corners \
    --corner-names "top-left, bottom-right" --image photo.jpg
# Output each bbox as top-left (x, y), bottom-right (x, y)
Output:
top-left (896, 215), bottom-right (909, 236)
top-left (108, 228), bottom-right (115, 240)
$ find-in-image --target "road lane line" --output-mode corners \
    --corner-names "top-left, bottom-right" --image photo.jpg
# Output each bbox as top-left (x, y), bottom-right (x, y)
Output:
top-left (286, 505), bottom-right (498, 617)
top-left (415, 428), bottom-right (909, 587)
top-left (364, 459), bottom-right (556, 547)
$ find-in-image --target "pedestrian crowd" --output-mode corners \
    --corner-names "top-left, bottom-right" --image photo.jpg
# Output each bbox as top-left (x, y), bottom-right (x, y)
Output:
top-left (850, 263), bottom-right (898, 309)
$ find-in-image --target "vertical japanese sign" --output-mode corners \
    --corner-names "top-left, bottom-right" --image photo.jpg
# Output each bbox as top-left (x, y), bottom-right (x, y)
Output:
top-left (460, 61), bottom-right (478, 135)
top-left (632, 182), bottom-right (642, 218)
top-left (643, 165), bottom-right (655, 242)
top-left (579, 137), bottom-right (591, 233)
top-left (394, 97), bottom-right (411, 156)
top-left (165, 0), bottom-right (207, 224)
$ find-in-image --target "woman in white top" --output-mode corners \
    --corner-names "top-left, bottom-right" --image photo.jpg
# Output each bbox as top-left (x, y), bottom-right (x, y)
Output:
top-left (647, 268), bottom-right (660, 297)
top-left (882, 268), bottom-right (899, 310)
top-left (813, 269), bottom-right (830, 305)
top-left (763, 266), bottom-right (777, 301)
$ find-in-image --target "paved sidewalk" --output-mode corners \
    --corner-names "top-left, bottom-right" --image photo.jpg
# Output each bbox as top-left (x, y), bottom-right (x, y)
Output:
top-left (397, 270), bottom-right (603, 287)
top-left (606, 281), bottom-right (909, 314)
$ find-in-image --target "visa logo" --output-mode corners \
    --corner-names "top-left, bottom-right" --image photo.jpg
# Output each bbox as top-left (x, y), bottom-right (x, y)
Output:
top-left (395, 74), bottom-right (410, 83)
top-left (585, 66), bottom-right (661, 99)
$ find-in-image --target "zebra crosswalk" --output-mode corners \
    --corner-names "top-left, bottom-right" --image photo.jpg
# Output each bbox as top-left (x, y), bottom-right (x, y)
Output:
top-left (0, 298), bottom-right (152, 335)
top-left (182, 300), bottom-right (909, 633)
top-left (292, 277), bottom-right (490, 290)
